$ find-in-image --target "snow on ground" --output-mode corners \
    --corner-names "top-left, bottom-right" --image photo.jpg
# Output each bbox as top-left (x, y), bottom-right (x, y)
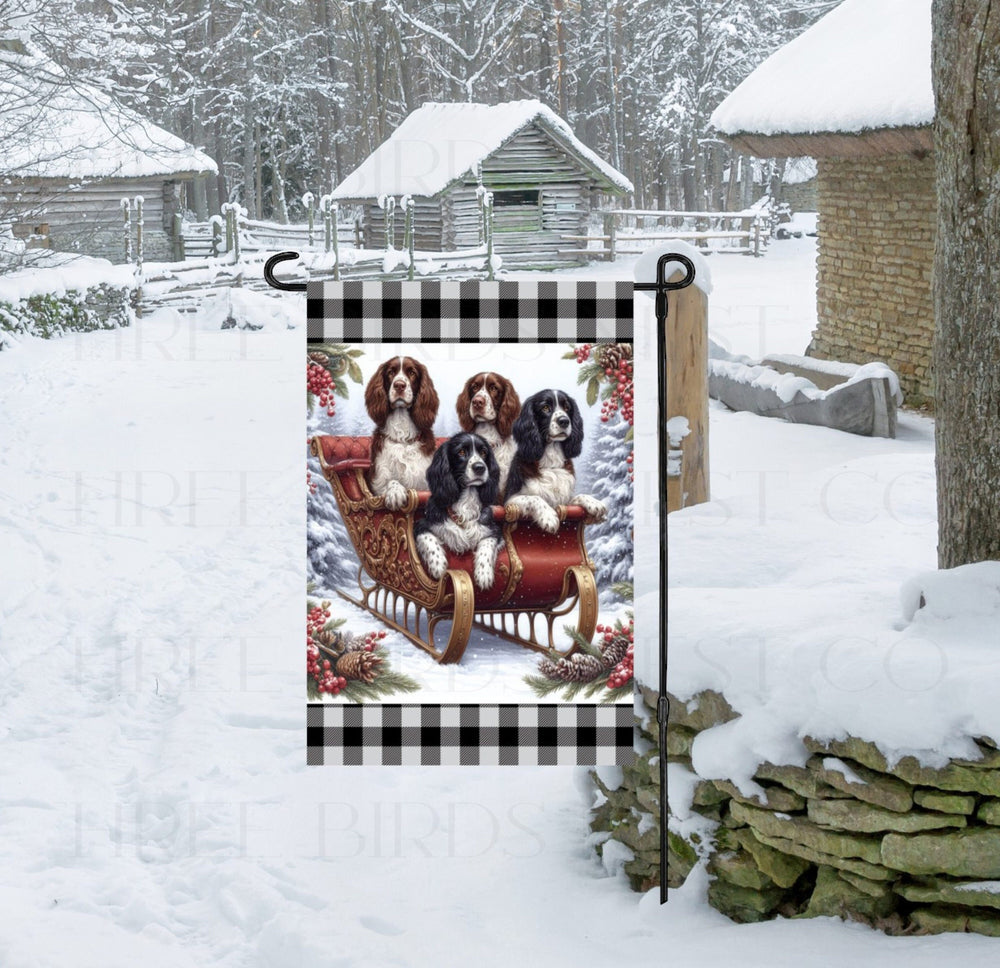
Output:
top-left (3, 239), bottom-right (999, 965)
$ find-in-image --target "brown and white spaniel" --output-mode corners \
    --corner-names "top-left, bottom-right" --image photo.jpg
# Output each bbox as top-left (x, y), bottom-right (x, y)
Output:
top-left (365, 355), bottom-right (439, 510)
top-left (455, 371), bottom-right (520, 494)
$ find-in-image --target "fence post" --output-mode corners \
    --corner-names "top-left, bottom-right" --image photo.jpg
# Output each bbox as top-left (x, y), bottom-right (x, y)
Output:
top-left (303, 192), bottom-right (315, 247)
top-left (753, 217), bottom-right (762, 257)
top-left (331, 200), bottom-right (340, 282)
top-left (666, 273), bottom-right (709, 511)
top-left (134, 195), bottom-right (144, 275)
top-left (319, 194), bottom-right (332, 254)
top-left (222, 202), bottom-right (234, 254)
top-left (173, 213), bottom-right (184, 261)
top-left (211, 218), bottom-right (222, 258)
top-left (484, 191), bottom-right (494, 282)
top-left (355, 217), bottom-right (362, 249)
top-left (603, 212), bottom-right (616, 262)
top-left (231, 206), bottom-right (241, 264)
top-left (121, 198), bottom-right (131, 264)
top-left (403, 195), bottom-right (414, 281)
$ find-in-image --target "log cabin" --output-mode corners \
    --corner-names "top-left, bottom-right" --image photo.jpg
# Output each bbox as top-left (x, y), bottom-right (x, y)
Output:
top-left (0, 36), bottom-right (216, 264)
top-left (330, 100), bottom-right (633, 269)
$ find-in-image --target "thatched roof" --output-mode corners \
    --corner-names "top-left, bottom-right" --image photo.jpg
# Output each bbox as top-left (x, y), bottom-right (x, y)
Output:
top-left (710, 0), bottom-right (933, 159)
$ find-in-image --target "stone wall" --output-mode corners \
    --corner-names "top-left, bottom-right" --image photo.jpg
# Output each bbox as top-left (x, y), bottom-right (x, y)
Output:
top-left (594, 687), bottom-right (1000, 935)
top-left (807, 156), bottom-right (936, 406)
top-left (0, 284), bottom-right (132, 348)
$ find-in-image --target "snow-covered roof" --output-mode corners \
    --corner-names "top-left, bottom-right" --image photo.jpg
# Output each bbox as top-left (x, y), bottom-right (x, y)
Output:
top-left (711, 0), bottom-right (933, 140)
top-left (331, 100), bottom-right (632, 200)
top-left (0, 41), bottom-right (217, 180)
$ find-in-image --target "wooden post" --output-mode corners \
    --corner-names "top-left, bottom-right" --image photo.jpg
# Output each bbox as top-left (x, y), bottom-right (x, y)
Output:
top-left (331, 200), bottom-right (340, 282)
top-left (666, 273), bottom-right (709, 511)
top-left (321, 195), bottom-right (332, 253)
top-left (753, 217), bottom-right (762, 257)
top-left (173, 212), bottom-right (184, 262)
top-left (230, 206), bottom-right (241, 264)
top-left (134, 195), bottom-right (144, 275)
top-left (484, 191), bottom-right (495, 281)
top-left (403, 196), bottom-right (414, 281)
top-left (354, 217), bottom-right (362, 249)
top-left (211, 218), bottom-right (222, 258)
top-left (304, 192), bottom-right (315, 247)
top-left (604, 212), bottom-right (617, 262)
top-left (223, 203), bottom-right (234, 254)
top-left (121, 198), bottom-right (131, 264)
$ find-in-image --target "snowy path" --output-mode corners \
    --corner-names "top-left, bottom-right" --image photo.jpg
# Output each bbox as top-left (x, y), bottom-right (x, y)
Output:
top-left (1, 250), bottom-right (997, 965)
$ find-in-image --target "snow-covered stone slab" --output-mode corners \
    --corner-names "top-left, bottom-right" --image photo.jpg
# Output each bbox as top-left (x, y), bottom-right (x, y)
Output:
top-left (708, 354), bottom-right (900, 438)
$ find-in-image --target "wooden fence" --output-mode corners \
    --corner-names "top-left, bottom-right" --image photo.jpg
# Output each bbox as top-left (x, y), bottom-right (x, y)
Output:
top-left (133, 193), bottom-right (497, 316)
top-left (566, 208), bottom-right (773, 260)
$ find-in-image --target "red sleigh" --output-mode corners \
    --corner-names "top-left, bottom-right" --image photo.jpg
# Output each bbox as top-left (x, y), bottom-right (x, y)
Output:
top-left (309, 435), bottom-right (601, 663)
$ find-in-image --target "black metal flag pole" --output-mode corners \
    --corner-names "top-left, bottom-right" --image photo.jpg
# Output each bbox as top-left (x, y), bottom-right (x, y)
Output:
top-left (635, 252), bottom-right (696, 904)
top-left (264, 251), bottom-right (307, 292)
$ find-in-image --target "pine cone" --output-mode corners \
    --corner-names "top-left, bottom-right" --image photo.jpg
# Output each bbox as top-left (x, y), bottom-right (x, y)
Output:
top-left (600, 635), bottom-right (630, 668)
top-left (597, 343), bottom-right (630, 372)
top-left (335, 650), bottom-right (383, 683)
top-left (537, 652), bottom-right (605, 683)
top-left (309, 351), bottom-right (329, 364)
top-left (317, 628), bottom-right (344, 653)
top-left (342, 634), bottom-right (367, 654)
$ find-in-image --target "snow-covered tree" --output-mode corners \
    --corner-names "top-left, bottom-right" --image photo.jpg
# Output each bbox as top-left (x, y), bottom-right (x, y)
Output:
top-left (584, 415), bottom-right (634, 599)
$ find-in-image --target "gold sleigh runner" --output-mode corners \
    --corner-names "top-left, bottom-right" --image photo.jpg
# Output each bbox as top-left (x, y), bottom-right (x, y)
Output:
top-left (310, 435), bottom-right (600, 664)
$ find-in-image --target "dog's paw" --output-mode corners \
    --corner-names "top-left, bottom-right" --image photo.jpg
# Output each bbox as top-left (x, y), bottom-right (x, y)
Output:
top-left (382, 480), bottom-right (408, 511)
top-left (534, 503), bottom-right (561, 534)
top-left (416, 533), bottom-right (447, 580)
top-left (573, 494), bottom-right (607, 522)
top-left (473, 539), bottom-right (498, 590)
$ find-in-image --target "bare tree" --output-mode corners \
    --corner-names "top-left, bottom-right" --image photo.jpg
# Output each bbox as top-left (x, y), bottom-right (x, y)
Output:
top-left (932, 0), bottom-right (1000, 566)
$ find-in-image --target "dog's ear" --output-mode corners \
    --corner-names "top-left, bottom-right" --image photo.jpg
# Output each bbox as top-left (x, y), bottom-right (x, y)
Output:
top-left (427, 442), bottom-right (461, 508)
top-left (411, 362), bottom-right (439, 435)
top-left (512, 399), bottom-right (544, 463)
top-left (364, 362), bottom-right (390, 426)
top-left (563, 396), bottom-right (585, 459)
top-left (495, 379), bottom-right (521, 438)
top-left (479, 441), bottom-right (501, 508)
top-left (455, 379), bottom-right (476, 432)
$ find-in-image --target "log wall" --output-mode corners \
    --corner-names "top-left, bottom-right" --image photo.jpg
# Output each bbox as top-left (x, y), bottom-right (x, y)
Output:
top-left (6, 175), bottom-right (193, 264)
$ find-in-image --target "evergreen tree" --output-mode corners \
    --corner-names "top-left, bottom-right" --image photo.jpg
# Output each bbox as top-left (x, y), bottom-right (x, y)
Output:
top-left (585, 414), bottom-right (633, 599)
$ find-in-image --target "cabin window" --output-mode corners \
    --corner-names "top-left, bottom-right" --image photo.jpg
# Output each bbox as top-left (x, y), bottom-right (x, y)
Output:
top-left (491, 189), bottom-right (541, 232)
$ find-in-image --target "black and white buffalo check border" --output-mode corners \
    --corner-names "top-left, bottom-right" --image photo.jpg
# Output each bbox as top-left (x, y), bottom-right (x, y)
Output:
top-left (307, 279), bottom-right (634, 342)
top-left (307, 703), bottom-right (635, 766)
top-left (307, 279), bottom-right (635, 766)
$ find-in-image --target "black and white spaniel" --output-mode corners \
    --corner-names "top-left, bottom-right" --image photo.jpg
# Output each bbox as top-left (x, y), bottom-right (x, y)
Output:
top-left (455, 372), bottom-right (520, 494)
top-left (505, 389), bottom-right (607, 533)
top-left (365, 356), bottom-right (439, 510)
top-left (414, 433), bottom-right (502, 590)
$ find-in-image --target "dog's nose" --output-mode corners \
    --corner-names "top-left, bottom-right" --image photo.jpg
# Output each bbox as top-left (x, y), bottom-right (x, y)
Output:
top-left (472, 397), bottom-right (486, 410)
top-left (392, 379), bottom-right (407, 394)
top-left (556, 414), bottom-right (570, 429)
top-left (470, 460), bottom-right (486, 475)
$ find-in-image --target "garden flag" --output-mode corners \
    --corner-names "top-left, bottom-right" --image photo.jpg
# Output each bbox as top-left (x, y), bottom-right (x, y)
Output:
top-left (305, 281), bottom-right (637, 766)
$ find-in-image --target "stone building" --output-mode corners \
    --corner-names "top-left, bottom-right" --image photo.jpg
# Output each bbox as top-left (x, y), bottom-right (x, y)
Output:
top-left (1, 36), bottom-right (216, 264)
top-left (711, 0), bottom-right (935, 404)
